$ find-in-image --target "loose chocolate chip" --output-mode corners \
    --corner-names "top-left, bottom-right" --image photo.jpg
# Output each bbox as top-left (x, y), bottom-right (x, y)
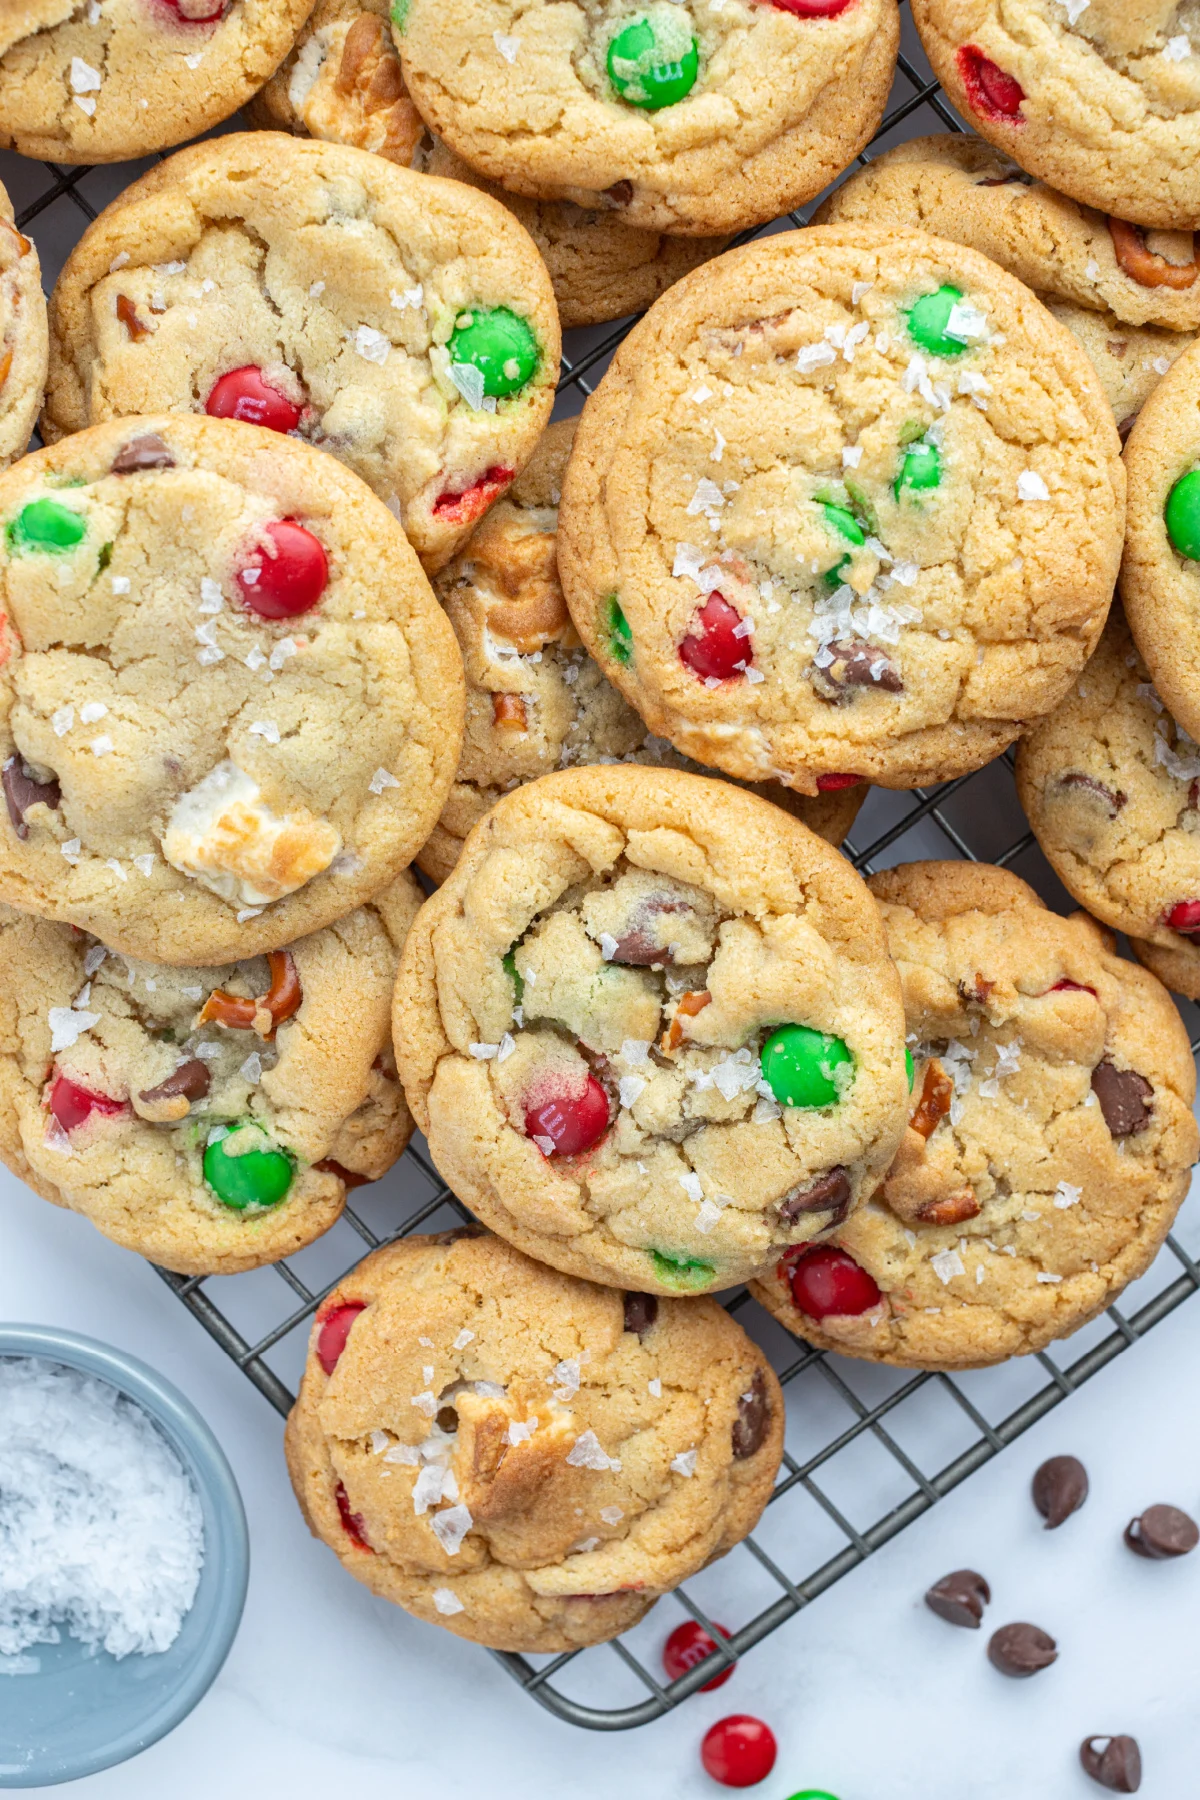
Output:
top-left (1080, 1736), bottom-right (1142, 1792)
top-left (138, 1058), bottom-right (211, 1107)
top-left (732, 1369), bottom-right (769, 1459)
top-left (1124, 1503), bottom-right (1199, 1560)
top-left (1056, 772), bottom-right (1127, 817)
top-left (778, 1166), bottom-right (851, 1226)
top-left (111, 432), bottom-right (175, 474)
top-left (924, 1569), bottom-right (991, 1628)
top-left (987, 1622), bottom-right (1057, 1677)
top-left (2, 756), bottom-right (61, 840)
top-left (623, 1292), bottom-right (658, 1337)
top-left (604, 179), bottom-right (634, 205)
top-left (1032, 1455), bottom-right (1089, 1528)
top-left (1091, 1059), bottom-right (1153, 1138)
top-left (815, 639), bottom-right (904, 698)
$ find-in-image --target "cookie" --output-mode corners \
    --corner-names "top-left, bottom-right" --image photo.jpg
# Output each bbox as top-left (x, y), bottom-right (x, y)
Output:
top-left (750, 862), bottom-right (1198, 1371)
top-left (393, 764), bottom-right (908, 1296)
top-left (285, 1229), bottom-right (784, 1651)
top-left (0, 0), bottom-right (315, 163)
top-left (0, 874), bottom-right (419, 1276)
top-left (557, 225), bottom-right (1125, 795)
top-left (817, 134), bottom-right (1200, 433)
top-left (423, 416), bottom-right (865, 882)
top-left (394, 0), bottom-right (900, 237)
top-left (1016, 607), bottom-right (1200, 1001)
top-left (247, 0), bottom-right (728, 328)
top-left (41, 133), bottom-right (560, 574)
top-left (910, 0), bottom-right (1200, 232)
top-left (0, 185), bottom-right (48, 474)
top-left (0, 413), bottom-right (463, 964)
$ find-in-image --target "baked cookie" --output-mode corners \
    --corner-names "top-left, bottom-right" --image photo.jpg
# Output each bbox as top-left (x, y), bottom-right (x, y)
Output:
top-left (0, 0), bottom-right (315, 164)
top-left (247, 0), bottom-right (727, 328)
top-left (394, 0), bottom-right (900, 237)
top-left (0, 872), bottom-right (420, 1276)
top-left (0, 414), bottom-right (463, 964)
top-left (42, 134), bottom-right (559, 574)
top-left (1016, 608), bottom-right (1200, 1001)
top-left (558, 226), bottom-right (1125, 794)
top-left (393, 764), bottom-right (909, 1296)
top-left (424, 417), bottom-right (865, 882)
top-left (285, 1230), bottom-right (784, 1651)
top-left (750, 863), bottom-right (1198, 1371)
top-left (0, 186), bottom-right (47, 474)
top-left (910, 0), bottom-right (1200, 232)
top-left (817, 134), bottom-right (1200, 434)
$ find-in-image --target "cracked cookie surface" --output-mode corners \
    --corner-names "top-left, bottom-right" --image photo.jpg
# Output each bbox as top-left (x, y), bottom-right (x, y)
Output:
top-left (557, 225), bottom-right (1124, 795)
top-left (393, 763), bottom-right (908, 1295)
top-left (423, 417), bottom-right (865, 882)
top-left (0, 871), bottom-right (420, 1275)
top-left (0, 182), bottom-right (48, 473)
top-left (0, 413), bottom-right (463, 963)
top-left (42, 132), bottom-right (559, 572)
top-left (750, 862), bottom-right (1198, 1370)
top-left (0, 0), bottom-right (315, 163)
top-left (394, 0), bottom-right (899, 236)
top-left (285, 1229), bottom-right (783, 1650)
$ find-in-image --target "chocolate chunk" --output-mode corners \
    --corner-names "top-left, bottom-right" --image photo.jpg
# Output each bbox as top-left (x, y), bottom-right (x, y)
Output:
top-left (314, 1158), bottom-right (370, 1189)
top-left (778, 1166), bottom-right (851, 1226)
top-left (1117, 415), bottom-right (1138, 443)
top-left (111, 431), bottom-right (175, 473)
top-left (138, 1059), bottom-right (211, 1107)
top-left (2, 756), bottom-right (61, 839)
top-left (623, 1292), bottom-right (658, 1337)
top-left (924, 1569), bottom-right (990, 1628)
top-left (1032, 1455), bottom-right (1089, 1528)
top-left (609, 897), bottom-right (690, 965)
top-left (815, 640), bottom-right (904, 698)
top-left (1056, 772), bottom-right (1126, 816)
top-left (976, 169), bottom-right (1033, 186)
top-left (987, 1622), bottom-right (1057, 1677)
top-left (1081, 1736), bottom-right (1142, 1792)
top-left (732, 1369), bottom-right (769, 1459)
top-left (1091, 1059), bottom-right (1153, 1137)
top-left (1124, 1503), bottom-right (1198, 1560)
top-left (604, 179), bottom-right (634, 206)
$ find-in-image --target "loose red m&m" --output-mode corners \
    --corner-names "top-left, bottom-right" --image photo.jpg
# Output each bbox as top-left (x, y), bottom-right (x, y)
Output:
top-left (49, 1075), bottom-right (126, 1133)
top-left (679, 593), bottom-right (751, 682)
top-left (664, 1620), bottom-right (735, 1690)
top-left (700, 1715), bottom-right (777, 1788)
top-left (783, 1244), bottom-right (881, 1319)
top-left (316, 1302), bottom-right (366, 1374)
top-left (237, 520), bottom-right (328, 618)
top-left (206, 366), bottom-right (302, 433)
top-left (526, 1074), bottom-right (610, 1157)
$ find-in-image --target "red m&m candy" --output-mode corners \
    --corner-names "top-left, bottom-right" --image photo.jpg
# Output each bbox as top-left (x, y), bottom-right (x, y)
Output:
top-left (525, 1074), bottom-right (610, 1158)
top-left (783, 1244), bottom-right (881, 1319)
top-left (1047, 978), bottom-right (1098, 997)
top-left (1166, 899), bottom-right (1200, 937)
top-left (679, 593), bottom-right (751, 683)
top-left (237, 520), bottom-right (328, 618)
top-left (701, 1715), bottom-right (777, 1788)
top-left (432, 465), bottom-right (514, 525)
top-left (664, 1619), bottom-right (735, 1689)
top-left (159, 0), bottom-right (228, 19)
top-left (766, 0), bottom-right (854, 11)
top-left (957, 45), bottom-right (1024, 121)
top-left (815, 772), bottom-right (861, 792)
top-left (334, 1480), bottom-right (372, 1551)
top-left (316, 1302), bottom-right (366, 1375)
top-left (206, 366), bottom-right (302, 431)
top-left (49, 1074), bottom-right (126, 1133)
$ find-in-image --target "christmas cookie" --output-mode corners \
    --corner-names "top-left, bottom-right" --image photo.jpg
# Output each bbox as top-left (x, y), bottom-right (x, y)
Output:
top-left (750, 862), bottom-right (1198, 1371)
top-left (0, 0), bottom-right (315, 163)
top-left (392, 764), bottom-right (909, 1296)
top-left (911, 0), bottom-right (1200, 231)
top-left (0, 183), bottom-right (47, 473)
top-left (41, 133), bottom-right (559, 573)
top-left (557, 225), bottom-right (1125, 795)
top-left (424, 417), bottom-right (865, 882)
top-left (0, 414), bottom-right (463, 964)
top-left (0, 872), bottom-right (420, 1275)
top-left (285, 1229), bottom-right (784, 1651)
top-left (1016, 608), bottom-right (1200, 1002)
top-left (818, 134), bottom-right (1200, 434)
top-left (394, 0), bottom-right (900, 237)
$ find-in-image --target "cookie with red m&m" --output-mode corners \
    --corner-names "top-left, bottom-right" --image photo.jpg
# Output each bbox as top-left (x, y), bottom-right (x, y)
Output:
top-left (41, 133), bottom-right (559, 572)
top-left (0, 414), bottom-right (462, 963)
top-left (750, 862), bottom-right (1197, 1370)
top-left (0, 180), bottom-right (47, 474)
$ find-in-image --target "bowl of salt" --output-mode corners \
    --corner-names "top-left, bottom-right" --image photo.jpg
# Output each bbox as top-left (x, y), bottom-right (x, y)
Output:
top-left (0, 1324), bottom-right (249, 1787)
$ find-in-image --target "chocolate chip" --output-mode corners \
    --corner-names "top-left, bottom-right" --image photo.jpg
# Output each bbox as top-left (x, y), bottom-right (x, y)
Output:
top-left (609, 897), bottom-right (690, 965)
top-left (1080, 1736), bottom-right (1142, 1792)
top-left (732, 1369), bottom-right (769, 1459)
top-left (1117, 415), bottom-right (1138, 443)
top-left (987, 1622), bottom-right (1057, 1677)
top-left (623, 1292), bottom-right (658, 1337)
top-left (138, 1058), bottom-right (211, 1107)
top-left (1032, 1455), bottom-right (1089, 1528)
top-left (975, 169), bottom-right (1034, 186)
top-left (924, 1569), bottom-right (990, 1628)
top-left (814, 639), bottom-right (904, 698)
top-left (1091, 1059), bottom-right (1153, 1137)
top-left (604, 179), bottom-right (633, 205)
top-left (3, 756), bottom-right (61, 840)
top-left (110, 432), bottom-right (175, 474)
top-left (1056, 772), bottom-right (1126, 817)
top-left (778, 1166), bottom-right (851, 1226)
top-left (1124, 1503), bottom-right (1198, 1560)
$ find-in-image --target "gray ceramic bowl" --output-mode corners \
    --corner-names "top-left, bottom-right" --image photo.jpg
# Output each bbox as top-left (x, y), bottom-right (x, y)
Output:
top-left (0, 1324), bottom-right (249, 1789)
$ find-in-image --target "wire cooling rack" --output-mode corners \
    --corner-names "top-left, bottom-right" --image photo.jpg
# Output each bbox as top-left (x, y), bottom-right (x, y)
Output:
top-left (5, 3), bottom-right (1200, 1733)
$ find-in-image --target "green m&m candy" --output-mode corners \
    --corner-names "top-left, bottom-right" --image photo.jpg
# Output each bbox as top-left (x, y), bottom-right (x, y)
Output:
top-left (819, 501), bottom-right (864, 586)
top-left (785, 1791), bottom-right (842, 1799)
top-left (905, 1045), bottom-right (915, 1090)
top-left (9, 497), bottom-right (87, 551)
top-left (761, 1025), bottom-right (854, 1108)
top-left (503, 948), bottom-right (524, 1002)
top-left (906, 284), bottom-right (967, 357)
top-left (203, 1122), bottom-right (294, 1211)
top-left (895, 439), bottom-right (941, 498)
top-left (1165, 469), bottom-right (1200, 560)
top-left (447, 306), bottom-right (539, 398)
top-left (649, 1249), bottom-right (715, 1289)
top-left (608, 12), bottom-right (699, 110)
top-left (606, 594), bottom-right (633, 663)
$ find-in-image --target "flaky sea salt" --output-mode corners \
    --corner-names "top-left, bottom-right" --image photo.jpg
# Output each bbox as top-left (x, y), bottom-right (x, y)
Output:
top-left (432, 1587), bottom-right (464, 1615)
top-left (368, 768), bottom-right (400, 795)
top-left (930, 1249), bottom-right (965, 1285)
top-left (1017, 470), bottom-right (1050, 502)
top-left (1053, 1182), bottom-right (1081, 1210)
top-left (430, 1505), bottom-right (474, 1554)
top-left (670, 1449), bottom-right (698, 1478)
top-left (565, 1430), bottom-right (621, 1472)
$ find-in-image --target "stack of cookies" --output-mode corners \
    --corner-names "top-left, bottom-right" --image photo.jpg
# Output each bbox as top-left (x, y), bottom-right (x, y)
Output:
top-left (1, 0), bottom-right (1198, 1663)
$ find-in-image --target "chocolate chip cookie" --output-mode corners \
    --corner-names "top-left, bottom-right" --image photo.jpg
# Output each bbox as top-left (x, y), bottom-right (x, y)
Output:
top-left (285, 1229), bottom-right (783, 1650)
top-left (0, 184), bottom-right (47, 473)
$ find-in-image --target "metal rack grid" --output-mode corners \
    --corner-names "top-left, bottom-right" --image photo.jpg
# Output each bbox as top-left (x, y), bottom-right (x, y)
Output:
top-left (4, 5), bottom-right (1199, 1734)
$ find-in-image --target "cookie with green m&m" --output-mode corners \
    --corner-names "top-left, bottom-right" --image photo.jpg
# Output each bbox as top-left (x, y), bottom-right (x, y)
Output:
top-left (392, 763), bottom-right (908, 1295)
top-left (393, 0), bottom-right (900, 236)
top-left (0, 873), bottom-right (421, 1275)
top-left (557, 225), bottom-right (1124, 794)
